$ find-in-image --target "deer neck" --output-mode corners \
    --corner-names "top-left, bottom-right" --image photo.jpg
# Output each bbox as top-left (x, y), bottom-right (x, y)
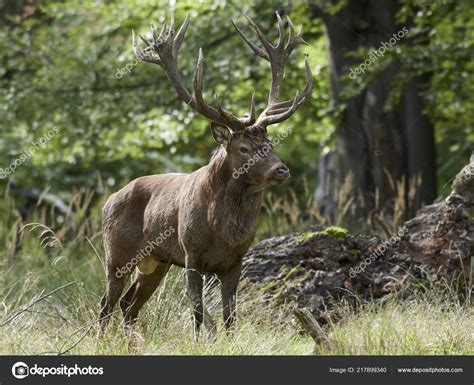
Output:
top-left (204, 148), bottom-right (262, 245)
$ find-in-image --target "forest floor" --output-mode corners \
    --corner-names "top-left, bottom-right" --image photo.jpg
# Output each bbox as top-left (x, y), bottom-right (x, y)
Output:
top-left (1, 181), bottom-right (473, 355)
top-left (1, 242), bottom-right (472, 355)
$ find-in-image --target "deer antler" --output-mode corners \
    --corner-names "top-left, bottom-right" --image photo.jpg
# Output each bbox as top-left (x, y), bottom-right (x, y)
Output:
top-left (133, 15), bottom-right (255, 132)
top-left (233, 12), bottom-right (313, 128)
top-left (133, 13), bottom-right (311, 134)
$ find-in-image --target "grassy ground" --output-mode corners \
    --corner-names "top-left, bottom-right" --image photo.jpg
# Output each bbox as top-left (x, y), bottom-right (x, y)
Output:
top-left (0, 192), bottom-right (472, 355)
top-left (0, 243), bottom-right (312, 355)
top-left (316, 295), bottom-right (473, 355)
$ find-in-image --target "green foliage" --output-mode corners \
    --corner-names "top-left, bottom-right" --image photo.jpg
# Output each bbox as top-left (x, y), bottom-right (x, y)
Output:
top-left (0, 0), bottom-right (330, 196)
top-left (1, 1), bottom-right (473, 356)
top-left (1, 187), bottom-right (470, 355)
top-left (341, 0), bottom-right (473, 195)
top-left (397, 0), bottom-right (474, 192)
top-left (0, 0), bottom-right (472, 204)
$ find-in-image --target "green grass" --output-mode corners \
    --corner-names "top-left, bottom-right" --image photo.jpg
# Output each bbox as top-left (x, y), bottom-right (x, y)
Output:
top-left (0, 236), bottom-right (312, 355)
top-left (316, 297), bottom-right (473, 355)
top-left (0, 192), bottom-right (472, 355)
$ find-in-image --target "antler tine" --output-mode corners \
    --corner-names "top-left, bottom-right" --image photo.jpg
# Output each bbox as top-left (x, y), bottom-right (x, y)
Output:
top-left (245, 16), bottom-right (273, 54)
top-left (264, 90), bottom-right (300, 124)
top-left (285, 16), bottom-right (307, 54)
top-left (193, 48), bottom-right (229, 124)
top-left (232, 20), bottom-right (268, 60)
top-left (173, 14), bottom-right (190, 54)
top-left (285, 15), bottom-right (295, 51)
top-left (132, 30), bottom-right (161, 64)
top-left (240, 93), bottom-right (256, 126)
top-left (139, 34), bottom-right (153, 49)
top-left (159, 21), bottom-right (167, 39)
top-left (193, 48), bottom-right (206, 110)
top-left (151, 24), bottom-right (158, 43)
top-left (271, 54), bottom-right (313, 111)
top-left (234, 13), bottom-right (312, 128)
top-left (276, 12), bottom-right (285, 49)
top-left (214, 94), bottom-right (244, 129)
top-left (247, 93), bottom-right (256, 125)
top-left (193, 48), bottom-right (242, 129)
top-left (257, 54), bottom-right (313, 126)
top-left (169, 13), bottom-right (175, 35)
top-left (134, 14), bottom-right (253, 132)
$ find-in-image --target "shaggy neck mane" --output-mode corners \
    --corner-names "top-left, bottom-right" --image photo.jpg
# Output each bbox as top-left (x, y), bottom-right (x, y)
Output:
top-left (207, 146), bottom-right (229, 183)
top-left (203, 146), bottom-right (262, 244)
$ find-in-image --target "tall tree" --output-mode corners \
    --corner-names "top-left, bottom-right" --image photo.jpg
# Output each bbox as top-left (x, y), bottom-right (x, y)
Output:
top-left (313, 0), bottom-right (437, 225)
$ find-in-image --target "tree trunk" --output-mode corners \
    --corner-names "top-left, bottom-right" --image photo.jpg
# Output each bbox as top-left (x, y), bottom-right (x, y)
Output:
top-left (403, 77), bottom-right (437, 217)
top-left (313, 0), bottom-right (437, 226)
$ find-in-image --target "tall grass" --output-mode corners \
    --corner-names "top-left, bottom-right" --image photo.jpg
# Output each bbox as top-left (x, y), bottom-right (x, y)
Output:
top-left (0, 247), bottom-right (312, 355)
top-left (315, 289), bottom-right (473, 355)
top-left (0, 188), bottom-right (472, 355)
top-left (258, 174), bottom-right (421, 239)
top-left (0, 193), bottom-right (311, 354)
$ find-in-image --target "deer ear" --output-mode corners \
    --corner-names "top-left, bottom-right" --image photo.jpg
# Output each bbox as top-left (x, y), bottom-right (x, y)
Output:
top-left (210, 123), bottom-right (232, 146)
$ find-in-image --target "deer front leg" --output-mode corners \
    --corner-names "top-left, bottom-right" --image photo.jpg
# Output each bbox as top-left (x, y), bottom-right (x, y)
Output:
top-left (219, 261), bottom-right (242, 330)
top-left (185, 267), bottom-right (204, 340)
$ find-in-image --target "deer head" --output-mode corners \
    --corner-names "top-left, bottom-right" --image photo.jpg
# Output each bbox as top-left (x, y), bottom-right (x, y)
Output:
top-left (132, 12), bottom-right (313, 190)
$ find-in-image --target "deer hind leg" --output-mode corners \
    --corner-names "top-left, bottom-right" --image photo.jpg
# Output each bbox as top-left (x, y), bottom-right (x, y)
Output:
top-left (98, 267), bottom-right (131, 338)
top-left (120, 262), bottom-right (171, 328)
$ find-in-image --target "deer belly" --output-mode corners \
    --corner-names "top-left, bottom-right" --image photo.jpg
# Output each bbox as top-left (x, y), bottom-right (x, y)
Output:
top-left (137, 256), bottom-right (159, 274)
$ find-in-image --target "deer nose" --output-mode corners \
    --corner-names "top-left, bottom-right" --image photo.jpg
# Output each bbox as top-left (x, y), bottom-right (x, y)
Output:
top-left (271, 165), bottom-right (290, 182)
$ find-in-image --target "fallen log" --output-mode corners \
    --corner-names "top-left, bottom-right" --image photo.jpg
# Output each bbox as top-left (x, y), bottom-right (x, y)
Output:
top-left (242, 156), bottom-right (474, 323)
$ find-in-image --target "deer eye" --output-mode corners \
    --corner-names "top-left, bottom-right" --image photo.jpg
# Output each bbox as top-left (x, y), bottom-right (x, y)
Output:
top-left (239, 145), bottom-right (250, 154)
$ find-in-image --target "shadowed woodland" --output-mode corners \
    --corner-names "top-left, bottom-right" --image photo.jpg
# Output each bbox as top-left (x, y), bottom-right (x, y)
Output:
top-left (0, 0), bottom-right (473, 355)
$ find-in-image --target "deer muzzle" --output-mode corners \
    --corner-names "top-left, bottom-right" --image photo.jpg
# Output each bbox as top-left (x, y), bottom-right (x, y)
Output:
top-left (269, 164), bottom-right (290, 183)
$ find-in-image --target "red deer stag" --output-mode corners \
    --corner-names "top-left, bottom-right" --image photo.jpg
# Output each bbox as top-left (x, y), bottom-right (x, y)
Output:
top-left (99, 12), bottom-right (312, 338)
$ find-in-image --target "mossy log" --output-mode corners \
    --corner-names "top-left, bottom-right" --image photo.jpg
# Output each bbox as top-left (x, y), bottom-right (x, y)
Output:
top-left (242, 159), bottom-right (474, 322)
